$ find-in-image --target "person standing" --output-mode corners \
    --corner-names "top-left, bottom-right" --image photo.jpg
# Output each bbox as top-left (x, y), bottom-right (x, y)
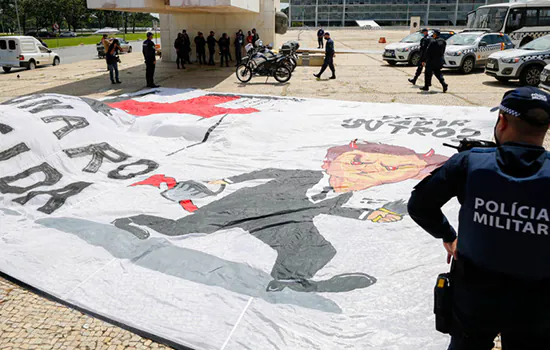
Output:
top-left (408, 28), bottom-right (430, 85)
top-left (101, 34), bottom-right (112, 70)
top-left (174, 33), bottom-right (185, 69)
top-left (408, 86), bottom-right (550, 350)
top-left (317, 27), bottom-right (325, 49)
top-left (195, 32), bottom-right (207, 65)
top-left (235, 30), bottom-right (245, 66)
top-left (142, 32), bottom-right (159, 88)
top-left (182, 29), bottom-right (192, 64)
top-left (207, 31), bottom-right (217, 66)
top-left (313, 32), bottom-right (336, 80)
top-left (246, 31), bottom-right (253, 46)
top-left (219, 33), bottom-right (230, 68)
top-left (420, 29), bottom-right (448, 93)
top-left (252, 28), bottom-right (259, 47)
top-left (106, 39), bottom-right (122, 84)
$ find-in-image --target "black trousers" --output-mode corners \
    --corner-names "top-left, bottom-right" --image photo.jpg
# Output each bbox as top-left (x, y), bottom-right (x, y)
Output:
top-left (208, 48), bottom-right (215, 65)
top-left (318, 37), bottom-right (323, 48)
top-left (145, 61), bottom-right (155, 87)
top-left (235, 46), bottom-right (242, 65)
top-left (318, 55), bottom-right (335, 76)
top-left (176, 51), bottom-right (184, 68)
top-left (424, 62), bottom-right (445, 87)
top-left (448, 257), bottom-right (550, 350)
top-left (413, 61), bottom-right (424, 79)
top-left (197, 50), bottom-right (206, 64)
top-left (220, 51), bottom-right (229, 67)
top-left (183, 49), bottom-right (191, 64)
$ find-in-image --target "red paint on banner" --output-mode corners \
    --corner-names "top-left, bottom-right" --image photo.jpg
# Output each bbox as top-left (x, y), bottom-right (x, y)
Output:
top-left (131, 174), bottom-right (177, 189)
top-left (179, 200), bottom-right (198, 212)
top-left (109, 95), bottom-right (259, 118)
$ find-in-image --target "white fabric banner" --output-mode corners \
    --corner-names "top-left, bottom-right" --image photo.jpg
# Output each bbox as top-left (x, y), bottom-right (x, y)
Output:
top-left (0, 89), bottom-right (495, 349)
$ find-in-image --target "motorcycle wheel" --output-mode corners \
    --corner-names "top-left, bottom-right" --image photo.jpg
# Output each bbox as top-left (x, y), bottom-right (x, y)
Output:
top-left (273, 65), bottom-right (291, 83)
top-left (288, 57), bottom-right (297, 72)
top-left (236, 64), bottom-right (253, 83)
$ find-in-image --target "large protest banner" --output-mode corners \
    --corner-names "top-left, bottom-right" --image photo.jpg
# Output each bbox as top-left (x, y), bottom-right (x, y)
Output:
top-left (0, 89), bottom-right (495, 349)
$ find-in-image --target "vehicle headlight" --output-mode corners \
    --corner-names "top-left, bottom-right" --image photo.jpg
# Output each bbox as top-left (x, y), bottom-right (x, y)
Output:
top-left (447, 51), bottom-right (462, 56)
top-left (397, 47), bottom-right (410, 52)
top-left (500, 57), bottom-right (520, 63)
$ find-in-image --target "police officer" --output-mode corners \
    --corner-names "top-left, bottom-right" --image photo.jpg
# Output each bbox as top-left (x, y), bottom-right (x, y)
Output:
top-left (313, 32), bottom-right (335, 80)
top-left (421, 29), bottom-right (448, 93)
top-left (317, 27), bottom-right (325, 49)
top-left (207, 31), bottom-right (217, 66)
top-left (142, 32), bottom-right (159, 88)
top-left (408, 87), bottom-right (550, 350)
top-left (195, 32), bottom-right (207, 65)
top-left (408, 28), bottom-right (430, 85)
top-left (182, 29), bottom-right (192, 65)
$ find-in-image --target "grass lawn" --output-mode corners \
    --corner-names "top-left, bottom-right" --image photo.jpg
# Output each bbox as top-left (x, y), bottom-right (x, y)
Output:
top-left (42, 33), bottom-right (161, 48)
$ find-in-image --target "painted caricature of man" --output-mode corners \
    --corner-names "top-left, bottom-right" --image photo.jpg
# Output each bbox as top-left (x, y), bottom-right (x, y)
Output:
top-left (113, 140), bottom-right (448, 293)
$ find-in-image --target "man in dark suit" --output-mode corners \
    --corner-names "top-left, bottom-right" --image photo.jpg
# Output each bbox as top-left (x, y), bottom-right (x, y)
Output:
top-left (114, 140), bottom-right (447, 292)
top-left (421, 29), bottom-right (448, 93)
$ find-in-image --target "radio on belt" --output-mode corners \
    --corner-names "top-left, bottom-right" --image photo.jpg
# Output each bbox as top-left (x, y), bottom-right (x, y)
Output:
top-left (434, 272), bottom-right (453, 334)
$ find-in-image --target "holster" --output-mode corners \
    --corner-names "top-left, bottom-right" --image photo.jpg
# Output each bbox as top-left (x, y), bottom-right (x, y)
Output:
top-left (434, 261), bottom-right (455, 334)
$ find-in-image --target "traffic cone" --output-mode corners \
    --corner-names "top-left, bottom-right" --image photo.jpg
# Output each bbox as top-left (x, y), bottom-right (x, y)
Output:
top-left (379, 37), bottom-right (386, 44)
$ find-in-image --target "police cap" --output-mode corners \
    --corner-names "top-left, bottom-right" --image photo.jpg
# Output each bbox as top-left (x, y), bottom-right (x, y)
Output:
top-left (146, 32), bottom-right (153, 37)
top-left (432, 29), bottom-right (441, 35)
top-left (491, 87), bottom-right (550, 126)
top-left (421, 28), bottom-right (429, 32)
top-left (324, 32), bottom-right (330, 36)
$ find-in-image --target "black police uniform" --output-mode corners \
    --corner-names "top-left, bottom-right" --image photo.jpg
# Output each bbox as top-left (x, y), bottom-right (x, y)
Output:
top-left (207, 34), bottom-right (217, 65)
top-left (182, 32), bottom-right (192, 64)
top-left (218, 36), bottom-right (230, 67)
top-left (423, 35), bottom-right (447, 91)
top-left (317, 28), bottom-right (325, 49)
top-left (408, 87), bottom-right (550, 350)
top-left (410, 32), bottom-right (430, 84)
top-left (142, 38), bottom-right (157, 88)
top-left (174, 37), bottom-right (185, 69)
top-left (195, 35), bottom-right (206, 65)
top-left (316, 36), bottom-right (335, 78)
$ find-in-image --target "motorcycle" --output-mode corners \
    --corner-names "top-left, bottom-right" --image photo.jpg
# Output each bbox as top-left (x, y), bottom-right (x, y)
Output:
top-left (236, 42), bottom-right (293, 83)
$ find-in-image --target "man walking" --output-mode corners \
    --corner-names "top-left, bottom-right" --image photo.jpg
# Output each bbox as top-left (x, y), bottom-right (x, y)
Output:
top-left (142, 32), bottom-right (159, 88)
top-left (420, 29), bottom-right (448, 93)
top-left (207, 31), bottom-right (217, 66)
top-left (195, 32), bottom-right (207, 65)
top-left (313, 32), bottom-right (336, 80)
top-left (408, 87), bottom-right (550, 349)
top-left (317, 27), bottom-right (325, 49)
top-left (408, 28), bottom-right (430, 85)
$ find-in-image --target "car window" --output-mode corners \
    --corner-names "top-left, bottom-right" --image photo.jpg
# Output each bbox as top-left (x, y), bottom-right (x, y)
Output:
top-left (8, 40), bottom-right (16, 50)
top-left (0, 40), bottom-right (6, 50)
top-left (448, 34), bottom-right (481, 45)
top-left (522, 35), bottom-right (550, 50)
top-left (482, 35), bottom-right (501, 45)
top-left (526, 9), bottom-right (538, 26)
top-left (400, 32), bottom-right (423, 43)
top-left (39, 46), bottom-right (49, 53)
top-left (539, 9), bottom-right (550, 26)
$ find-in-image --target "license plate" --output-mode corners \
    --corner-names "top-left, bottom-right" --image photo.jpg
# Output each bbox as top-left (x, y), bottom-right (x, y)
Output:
top-left (487, 62), bottom-right (494, 69)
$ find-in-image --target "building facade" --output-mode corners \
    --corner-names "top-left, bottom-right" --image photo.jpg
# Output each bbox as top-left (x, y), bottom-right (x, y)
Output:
top-left (288, 0), bottom-right (504, 26)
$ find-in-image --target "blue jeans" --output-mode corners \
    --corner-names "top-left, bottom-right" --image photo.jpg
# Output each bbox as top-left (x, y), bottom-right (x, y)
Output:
top-left (108, 62), bottom-right (119, 83)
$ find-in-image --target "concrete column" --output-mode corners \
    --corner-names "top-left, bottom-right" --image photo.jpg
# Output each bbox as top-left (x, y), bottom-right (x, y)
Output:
top-left (342, 0), bottom-right (346, 27)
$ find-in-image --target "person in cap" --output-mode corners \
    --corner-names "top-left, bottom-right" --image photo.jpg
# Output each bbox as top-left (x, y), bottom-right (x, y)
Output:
top-left (420, 29), bottom-right (448, 93)
top-left (408, 28), bottom-right (430, 85)
top-left (313, 32), bottom-right (336, 80)
top-left (317, 27), bottom-right (325, 49)
top-left (207, 31), bottom-right (217, 66)
top-left (194, 31), bottom-right (207, 65)
top-left (142, 32), bottom-right (159, 88)
top-left (408, 86), bottom-right (550, 350)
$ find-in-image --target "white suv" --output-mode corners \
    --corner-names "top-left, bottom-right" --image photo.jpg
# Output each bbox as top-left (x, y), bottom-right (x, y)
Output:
top-left (443, 31), bottom-right (514, 74)
top-left (383, 31), bottom-right (454, 66)
top-left (486, 34), bottom-right (550, 86)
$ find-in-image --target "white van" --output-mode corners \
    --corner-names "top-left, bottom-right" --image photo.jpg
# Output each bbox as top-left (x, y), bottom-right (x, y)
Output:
top-left (0, 36), bottom-right (60, 73)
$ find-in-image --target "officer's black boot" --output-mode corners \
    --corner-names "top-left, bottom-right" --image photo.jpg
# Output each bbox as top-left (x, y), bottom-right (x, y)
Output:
top-left (313, 73), bottom-right (320, 78)
top-left (329, 75), bottom-right (336, 79)
top-left (419, 86), bottom-right (429, 91)
top-left (443, 83), bottom-right (448, 93)
top-left (408, 78), bottom-right (417, 85)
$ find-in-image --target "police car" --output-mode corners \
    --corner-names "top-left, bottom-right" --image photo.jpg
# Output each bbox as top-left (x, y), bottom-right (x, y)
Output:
top-left (383, 30), bottom-right (454, 66)
top-left (443, 31), bottom-right (514, 74)
top-left (486, 34), bottom-right (550, 86)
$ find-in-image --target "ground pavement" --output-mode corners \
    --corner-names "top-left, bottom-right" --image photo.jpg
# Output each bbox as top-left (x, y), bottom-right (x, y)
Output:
top-left (0, 28), bottom-right (521, 349)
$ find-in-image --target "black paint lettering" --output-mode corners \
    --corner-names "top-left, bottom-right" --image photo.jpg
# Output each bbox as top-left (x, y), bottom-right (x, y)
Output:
top-left (341, 119), bottom-right (365, 128)
top-left (13, 181), bottom-right (92, 214)
top-left (0, 123), bottom-right (13, 134)
top-left (0, 143), bottom-right (30, 162)
top-left (389, 124), bottom-right (409, 134)
top-left (1, 95), bottom-right (35, 105)
top-left (108, 159), bottom-right (159, 180)
top-left (63, 142), bottom-right (130, 173)
top-left (456, 128), bottom-right (482, 140)
top-left (414, 120), bottom-right (433, 127)
top-left (393, 120), bottom-right (412, 126)
top-left (436, 120), bottom-right (447, 128)
top-left (0, 162), bottom-right (62, 194)
top-left (364, 120), bottom-right (384, 131)
top-left (42, 115), bottom-right (89, 140)
top-left (408, 127), bottom-right (433, 136)
top-left (448, 120), bottom-right (469, 127)
top-left (432, 128), bottom-right (456, 138)
top-left (382, 115), bottom-right (399, 120)
top-left (17, 98), bottom-right (73, 114)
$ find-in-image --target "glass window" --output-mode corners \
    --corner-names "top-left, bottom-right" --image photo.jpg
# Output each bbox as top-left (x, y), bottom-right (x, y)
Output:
top-left (539, 9), bottom-right (550, 26)
top-left (481, 35), bottom-right (499, 45)
top-left (525, 9), bottom-right (538, 26)
top-left (39, 46), bottom-right (49, 53)
top-left (506, 8), bottom-right (524, 33)
top-left (471, 6), bottom-right (508, 31)
top-left (8, 40), bottom-right (16, 50)
top-left (448, 33), bottom-right (482, 45)
top-left (0, 40), bottom-right (6, 50)
top-left (522, 35), bottom-right (550, 50)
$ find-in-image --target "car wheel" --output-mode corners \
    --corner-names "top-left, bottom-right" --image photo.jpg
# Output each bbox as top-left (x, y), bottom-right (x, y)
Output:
top-left (409, 52), bottom-right (421, 66)
top-left (2, 67), bottom-right (11, 73)
top-left (520, 65), bottom-right (543, 86)
top-left (387, 60), bottom-right (397, 66)
top-left (53, 57), bottom-right (60, 66)
top-left (495, 77), bottom-right (509, 83)
top-left (27, 60), bottom-right (36, 70)
top-left (128, 47), bottom-right (132, 53)
top-left (460, 57), bottom-right (474, 74)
